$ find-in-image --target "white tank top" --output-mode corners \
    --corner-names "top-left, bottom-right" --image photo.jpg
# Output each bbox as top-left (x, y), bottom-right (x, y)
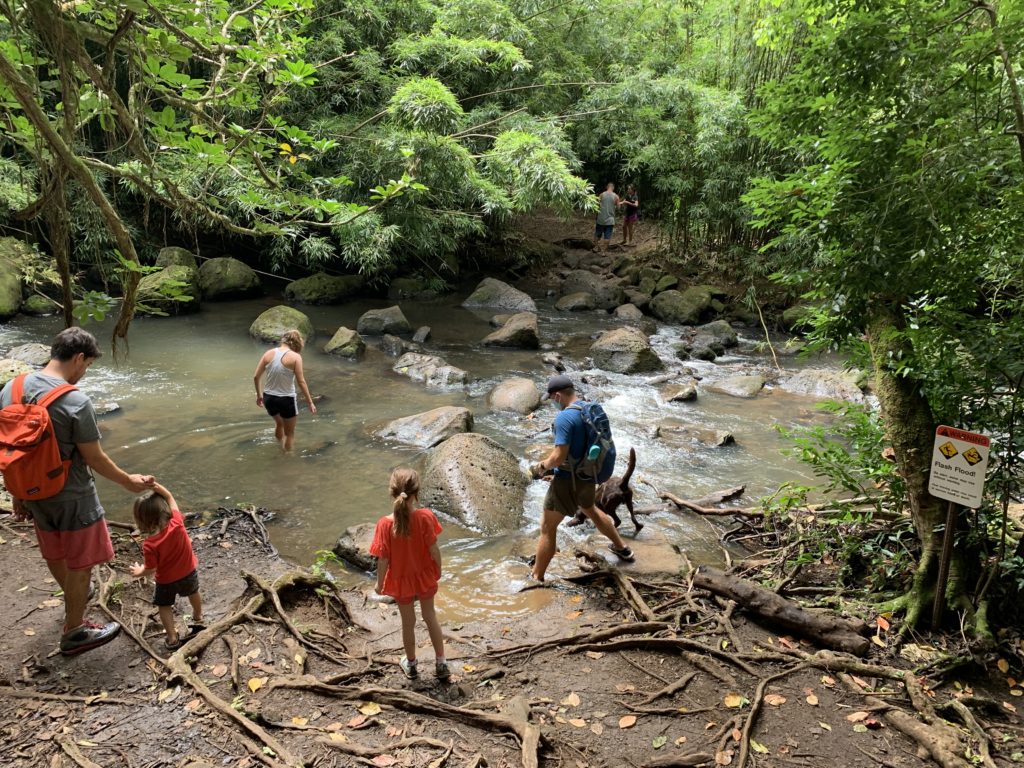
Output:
top-left (263, 348), bottom-right (296, 397)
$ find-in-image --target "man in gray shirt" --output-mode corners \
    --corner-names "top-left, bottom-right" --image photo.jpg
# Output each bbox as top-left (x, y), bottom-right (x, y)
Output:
top-left (0, 327), bottom-right (154, 656)
top-left (593, 182), bottom-right (621, 253)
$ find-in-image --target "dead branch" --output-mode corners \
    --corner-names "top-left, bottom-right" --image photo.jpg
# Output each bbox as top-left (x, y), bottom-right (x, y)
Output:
top-left (659, 489), bottom-right (761, 518)
top-left (613, 571), bottom-right (659, 622)
top-left (639, 672), bottom-right (697, 705)
top-left (641, 754), bottom-right (714, 768)
top-left (0, 685), bottom-right (135, 705)
top-left (315, 735), bottom-right (450, 757)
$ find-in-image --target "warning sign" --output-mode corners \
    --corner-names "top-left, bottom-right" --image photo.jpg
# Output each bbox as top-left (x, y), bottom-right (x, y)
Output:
top-left (928, 426), bottom-right (991, 508)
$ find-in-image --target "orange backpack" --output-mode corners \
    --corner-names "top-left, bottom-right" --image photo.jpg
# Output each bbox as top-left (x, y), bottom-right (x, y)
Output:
top-left (0, 374), bottom-right (77, 500)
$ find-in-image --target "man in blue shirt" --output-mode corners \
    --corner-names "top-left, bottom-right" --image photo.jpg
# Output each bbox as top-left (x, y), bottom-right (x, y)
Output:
top-left (528, 375), bottom-right (634, 581)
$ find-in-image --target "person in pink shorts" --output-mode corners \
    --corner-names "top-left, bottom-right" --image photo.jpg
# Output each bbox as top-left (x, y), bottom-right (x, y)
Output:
top-left (369, 467), bottom-right (449, 681)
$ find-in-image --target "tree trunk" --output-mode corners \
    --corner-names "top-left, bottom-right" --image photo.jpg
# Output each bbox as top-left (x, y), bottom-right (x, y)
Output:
top-left (866, 306), bottom-right (949, 628)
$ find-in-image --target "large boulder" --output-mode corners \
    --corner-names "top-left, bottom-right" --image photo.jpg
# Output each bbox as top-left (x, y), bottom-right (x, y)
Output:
top-left (655, 424), bottom-right (735, 447)
top-left (6, 343), bottom-right (51, 367)
top-left (22, 295), bottom-right (58, 316)
top-left (380, 334), bottom-right (420, 357)
top-left (421, 433), bottom-right (528, 533)
top-left (590, 327), bottom-right (664, 374)
top-left (155, 246), bottom-right (198, 270)
top-left (324, 327), bottom-right (365, 360)
top-left (388, 277), bottom-right (439, 301)
top-left (393, 353), bottom-right (468, 387)
top-left (249, 305), bottom-right (314, 343)
top-left (663, 380), bottom-right (698, 402)
top-left (482, 312), bottom-right (539, 349)
top-left (708, 374), bottom-right (766, 398)
top-left (375, 406), bottom-right (474, 448)
top-left (650, 286), bottom-right (713, 325)
top-left (0, 359), bottom-right (32, 388)
top-left (555, 292), bottom-right (596, 312)
top-left (613, 303), bottom-right (645, 323)
top-left (782, 304), bottom-right (815, 332)
top-left (462, 277), bottom-right (536, 313)
top-left (199, 257), bottom-right (261, 299)
top-left (489, 377), bottom-right (541, 414)
top-left (332, 523), bottom-right (378, 572)
top-left (560, 270), bottom-right (625, 310)
top-left (136, 264), bottom-right (200, 316)
top-left (693, 320), bottom-right (738, 349)
top-left (285, 272), bottom-right (364, 305)
top-left (778, 368), bottom-right (866, 403)
top-left (357, 305), bottom-right (412, 335)
top-left (0, 238), bottom-right (25, 319)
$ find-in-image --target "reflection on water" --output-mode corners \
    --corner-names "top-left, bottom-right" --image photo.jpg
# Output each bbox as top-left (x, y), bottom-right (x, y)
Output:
top-left (0, 293), bottom-right (834, 618)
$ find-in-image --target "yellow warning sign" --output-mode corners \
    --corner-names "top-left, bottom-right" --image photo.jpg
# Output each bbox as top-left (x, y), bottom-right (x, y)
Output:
top-left (938, 441), bottom-right (958, 459)
top-left (963, 447), bottom-right (982, 466)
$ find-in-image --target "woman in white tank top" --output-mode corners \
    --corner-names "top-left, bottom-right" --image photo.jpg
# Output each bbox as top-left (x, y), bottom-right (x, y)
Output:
top-left (253, 329), bottom-right (317, 452)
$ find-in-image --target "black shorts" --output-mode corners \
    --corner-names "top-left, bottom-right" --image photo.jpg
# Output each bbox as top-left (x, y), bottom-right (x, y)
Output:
top-left (263, 393), bottom-right (297, 419)
top-left (153, 569), bottom-right (200, 607)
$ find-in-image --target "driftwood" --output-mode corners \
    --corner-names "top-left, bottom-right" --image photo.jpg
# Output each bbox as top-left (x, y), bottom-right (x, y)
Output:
top-left (659, 488), bottom-right (762, 518)
top-left (692, 566), bottom-right (870, 656)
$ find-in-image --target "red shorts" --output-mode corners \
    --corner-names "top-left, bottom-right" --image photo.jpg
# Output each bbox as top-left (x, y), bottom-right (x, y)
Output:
top-left (34, 517), bottom-right (114, 571)
top-left (394, 587), bottom-right (438, 606)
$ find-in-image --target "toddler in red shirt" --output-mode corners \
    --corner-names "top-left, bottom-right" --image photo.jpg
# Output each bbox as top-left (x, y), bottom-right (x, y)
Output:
top-left (129, 483), bottom-right (204, 651)
top-left (369, 467), bottom-right (449, 681)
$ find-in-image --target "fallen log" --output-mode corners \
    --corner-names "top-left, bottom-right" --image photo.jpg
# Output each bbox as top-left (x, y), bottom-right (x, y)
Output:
top-left (691, 566), bottom-right (870, 656)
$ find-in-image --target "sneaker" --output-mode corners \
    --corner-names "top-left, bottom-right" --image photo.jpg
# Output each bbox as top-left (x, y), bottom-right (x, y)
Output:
top-left (435, 660), bottom-right (451, 681)
top-left (399, 656), bottom-right (418, 679)
top-left (608, 544), bottom-right (635, 562)
top-left (60, 620), bottom-right (121, 656)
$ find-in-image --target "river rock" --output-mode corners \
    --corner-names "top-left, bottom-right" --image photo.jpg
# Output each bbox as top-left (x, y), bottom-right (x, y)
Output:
top-left (199, 256), bottom-right (261, 299)
top-left (663, 381), bottom-right (698, 402)
top-left (482, 312), bottom-right (539, 349)
top-left (357, 305), bottom-right (412, 335)
top-left (249, 305), bottom-right (314, 344)
top-left (650, 286), bottom-right (712, 325)
top-left (782, 304), bottom-right (814, 331)
top-left (655, 424), bottom-right (734, 447)
top-left (693, 320), bottom-right (738, 349)
top-left (137, 264), bottom-right (201, 316)
top-left (489, 377), bottom-right (541, 414)
top-left (490, 314), bottom-right (512, 327)
top-left (638, 277), bottom-right (657, 296)
top-left (421, 433), bottom-right (528, 532)
top-left (22, 295), bottom-right (57, 316)
top-left (376, 406), bottom-right (474, 448)
top-left (284, 272), bottom-right (364, 304)
top-left (324, 327), bottom-right (365, 359)
top-left (624, 289), bottom-right (651, 311)
top-left (560, 270), bottom-right (624, 310)
top-left (709, 374), bottom-right (765, 398)
top-left (412, 326), bottom-right (431, 344)
top-left (590, 327), bottom-right (664, 374)
top-left (332, 522), bottom-right (378, 572)
top-left (393, 353), bottom-right (468, 387)
top-left (388, 277), bottom-right (440, 300)
top-left (156, 246), bottom-right (198, 270)
top-left (6, 343), bottom-right (51, 367)
top-left (462, 277), bottom-right (536, 312)
top-left (0, 359), bottom-right (32, 387)
top-left (0, 238), bottom-right (25, 319)
top-left (655, 274), bottom-right (679, 293)
top-left (778, 368), bottom-right (866, 403)
top-left (556, 291), bottom-right (596, 312)
top-left (613, 303), bottom-right (644, 323)
top-left (380, 333), bottom-right (419, 357)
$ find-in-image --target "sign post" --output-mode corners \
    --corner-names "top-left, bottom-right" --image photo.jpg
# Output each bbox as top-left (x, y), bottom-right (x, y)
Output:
top-left (927, 426), bottom-right (991, 627)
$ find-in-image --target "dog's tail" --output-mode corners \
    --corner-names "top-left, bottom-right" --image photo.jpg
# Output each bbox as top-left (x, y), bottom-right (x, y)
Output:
top-left (620, 447), bottom-right (636, 489)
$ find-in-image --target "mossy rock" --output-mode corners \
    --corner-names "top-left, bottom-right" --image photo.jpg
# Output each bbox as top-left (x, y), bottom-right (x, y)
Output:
top-left (22, 295), bottom-right (58, 316)
top-left (388, 277), bottom-right (439, 301)
top-left (0, 359), bottom-right (33, 388)
top-left (199, 257), bottom-right (261, 300)
top-left (0, 238), bottom-right (25, 319)
top-left (324, 327), bottom-right (366, 360)
top-left (650, 286), bottom-right (713, 325)
top-left (284, 272), bottom-right (365, 305)
top-left (156, 246), bottom-right (198, 270)
top-left (654, 274), bottom-right (679, 293)
top-left (249, 305), bottom-right (314, 344)
top-left (136, 265), bottom-right (200, 316)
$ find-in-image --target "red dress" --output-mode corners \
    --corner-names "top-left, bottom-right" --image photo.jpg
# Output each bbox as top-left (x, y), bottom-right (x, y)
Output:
top-left (369, 508), bottom-right (442, 603)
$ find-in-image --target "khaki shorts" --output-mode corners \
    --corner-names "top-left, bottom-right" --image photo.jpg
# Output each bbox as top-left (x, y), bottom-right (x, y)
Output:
top-left (543, 474), bottom-right (596, 517)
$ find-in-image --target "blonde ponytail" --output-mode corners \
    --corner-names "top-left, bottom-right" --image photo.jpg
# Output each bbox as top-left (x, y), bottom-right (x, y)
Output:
top-left (389, 468), bottom-right (420, 537)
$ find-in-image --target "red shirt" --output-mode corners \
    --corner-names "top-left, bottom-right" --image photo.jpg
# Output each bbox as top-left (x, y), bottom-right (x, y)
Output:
top-left (369, 508), bottom-right (442, 601)
top-left (143, 509), bottom-right (198, 584)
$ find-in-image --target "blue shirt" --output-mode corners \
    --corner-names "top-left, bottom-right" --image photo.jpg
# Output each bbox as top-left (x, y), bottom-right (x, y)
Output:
top-left (552, 406), bottom-right (586, 477)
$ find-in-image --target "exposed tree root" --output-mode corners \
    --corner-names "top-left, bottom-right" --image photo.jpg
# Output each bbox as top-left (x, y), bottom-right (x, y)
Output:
top-left (570, 637), bottom-right (759, 677)
top-left (485, 621), bottom-right (671, 659)
top-left (735, 662), bottom-right (808, 768)
top-left (639, 671), bottom-right (696, 705)
top-left (640, 753), bottom-right (714, 767)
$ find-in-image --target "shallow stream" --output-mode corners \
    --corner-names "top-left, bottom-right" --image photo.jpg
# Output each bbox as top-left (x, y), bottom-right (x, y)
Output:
top-left (0, 291), bottom-right (836, 619)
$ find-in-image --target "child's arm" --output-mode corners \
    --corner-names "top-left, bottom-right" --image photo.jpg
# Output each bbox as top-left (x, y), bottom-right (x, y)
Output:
top-left (429, 543), bottom-right (442, 575)
top-left (152, 482), bottom-right (178, 512)
top-left (129, 561), bottom-right (155, 578)
top-left (375, 557), bottom-right (389, 594)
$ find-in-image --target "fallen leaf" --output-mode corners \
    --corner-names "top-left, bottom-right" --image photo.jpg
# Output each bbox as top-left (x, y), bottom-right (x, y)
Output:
top-left (569, 718), bottom-right (586, 728)
top-left (76, 740), bottom-right (97, 747)
top-left (348, 715), bottom-right (367, 728)
top-left (750, 740), bottom-right (769, 754)
top-left (590, 722), bottom-right (604, 735)
top-left (871, 635), bottom-right (886, 648)
top-left (778, 636), bottom-right (797, 649)
top-left (219, 541), bottom-right (234, 549)
top-left (653, 735), bottom-right (667, 749)
top-left (764, 694), bottom-right (786, 706)
top-left (325, 723), bottom-right (343, 732)
top-left (819, 722), bottom-right (832, 731)
top-left (675, 736), bottom-right (688, 745)
top-left (40, 598), bottom-right (62, 608)
top-left (571, 595), bottom-right (583, 603)
top-left (731, 728), bottom-right (741, 741)
top-left (385, 726), bottom-right (402, 737)
top-left (852, 724), bottom-right (868, 733)
top-left (185, 699), bottom-right (202, 712)
top-left (158, 686), bottom-right (181, 703)
top-left (561, 693), bottom-right (581, 707)
top-left (619, 715), bottom-right (637, 729)
top-left (846, 711), bottom-right (870, 723)
top-left (715, 748), bottom-right (734, 765)
top-left (211, 664), bottom-right (228, 678)
top-left (247, 677), bottom-right (267, 693)
top-left (585, 651), bottom-right (605, 660)
top-left (370, 756), bottom-right (396, 767)
top-left (820, 675), bottom-right (836, 687)
top-left (724, 693), bottom-right (747, 709)
top-left (555, 715), bottom-right (567, 724)
top-left (864, 718), bottom-right (884, 730)
top-left (851, 676), bottom-right (872, 691)
top-left (328, 733), bottom-right (347, 743)
top-left (23, 629), bottom-right (35, 636)
top-left (806, 693), bottom-right (819, 706)
top-left (999, 659), bottom-right (1011, 674)
top-left (565, 611), bottom-right (582, 620)
top-left (291, 717), bottom-right (308, 726)
top-left (876, 616), bottom-right (891, 631)
top-left (359, 702), bottom-right (382, 716)
top-left (1011, 689), bottom-right (1023, 697)
top-left (1003, 701), bottom-right (1017, 713)
top-left (462, 664), bottom-right (477, 673)
top-left (615, 683), bottom-right (635, 692)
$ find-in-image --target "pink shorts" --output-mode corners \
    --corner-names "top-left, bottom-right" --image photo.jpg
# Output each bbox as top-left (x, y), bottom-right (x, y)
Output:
top-left (35, 517), bottom-right (114, 571)
top-left (394, 587), bottom-right (438, 606)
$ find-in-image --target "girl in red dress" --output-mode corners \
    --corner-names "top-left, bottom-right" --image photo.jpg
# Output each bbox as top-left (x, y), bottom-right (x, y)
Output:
top-left (370, 467), bottom-right (449, 680)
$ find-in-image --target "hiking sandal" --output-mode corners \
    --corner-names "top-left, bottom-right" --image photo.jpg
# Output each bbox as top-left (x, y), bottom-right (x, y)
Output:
top-left (608, 544), bottom-right (635, 562)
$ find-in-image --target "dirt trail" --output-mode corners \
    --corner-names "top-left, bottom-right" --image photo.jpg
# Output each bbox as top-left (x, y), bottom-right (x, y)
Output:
top-left (0, 510), bottom-right (1017, 768)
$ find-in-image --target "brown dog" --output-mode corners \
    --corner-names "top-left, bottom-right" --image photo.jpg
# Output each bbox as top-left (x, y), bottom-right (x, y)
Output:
top-left (567, 447), bottom-right (640, 533)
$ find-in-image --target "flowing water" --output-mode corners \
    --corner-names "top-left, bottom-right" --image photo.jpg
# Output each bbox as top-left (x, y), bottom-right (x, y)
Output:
top-left (0, 292), bottom-right (836, 619)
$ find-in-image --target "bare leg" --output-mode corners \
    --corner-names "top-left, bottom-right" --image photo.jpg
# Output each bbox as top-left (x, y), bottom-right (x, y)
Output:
top-left (581, 504), bottom-right (627, 550)
top-left (281, 416), bottom-right (298, 452)
top-left (397, 601), bottom-right (417, 662)
top-left (271, 414), bottom-right (285, 447)
top-left (48, 560), bottom-right (92, 632)
top-left (531, 508), bottom-right (563, 581)
top-left (419, 596), bottom-right (445, 659)
top-left (187, 591), bottom-right (204, 623)
top-left (158, 605), bottom-right (178, 643)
